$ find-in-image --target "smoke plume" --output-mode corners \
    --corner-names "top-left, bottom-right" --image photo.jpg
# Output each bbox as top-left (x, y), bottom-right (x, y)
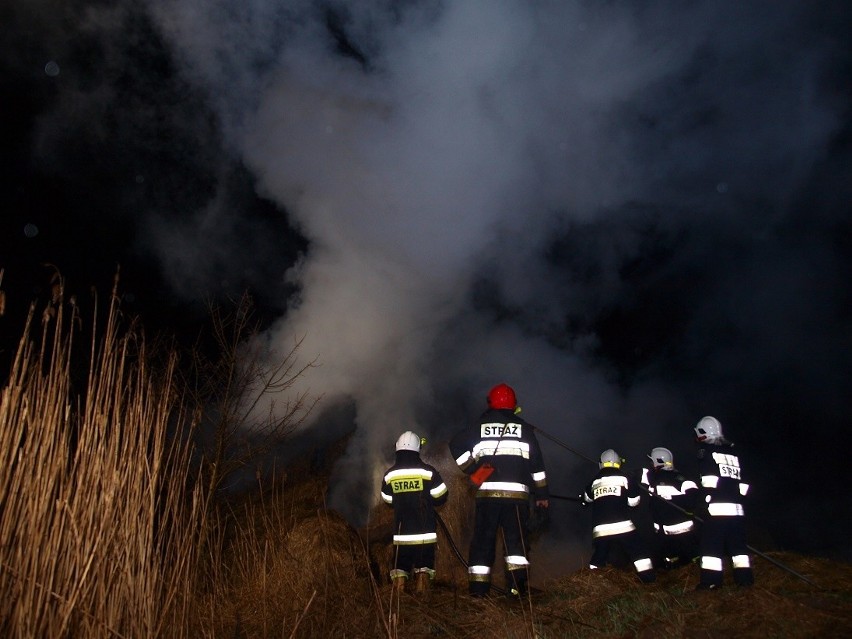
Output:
top-left (6, 1), bottom-right (850, 559)
top-left (144, 1), bottom-right (850, 554)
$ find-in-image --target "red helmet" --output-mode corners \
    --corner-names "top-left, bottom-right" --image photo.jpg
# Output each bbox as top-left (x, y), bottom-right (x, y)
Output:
top-left (487, 383), bottom-right (517, 410)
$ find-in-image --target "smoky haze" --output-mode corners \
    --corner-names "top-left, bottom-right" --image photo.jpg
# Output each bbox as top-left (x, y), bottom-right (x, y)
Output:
top-left (5, 1), bottom-right (849, 561)
top-left (144, 1), bottom-right (850, 557)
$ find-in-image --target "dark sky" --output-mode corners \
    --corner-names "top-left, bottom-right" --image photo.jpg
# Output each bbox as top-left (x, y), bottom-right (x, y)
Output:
top-left (2, 1), bottom-right (851, 564)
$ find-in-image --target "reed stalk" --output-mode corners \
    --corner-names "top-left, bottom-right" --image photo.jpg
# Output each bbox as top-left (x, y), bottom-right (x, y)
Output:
top-left (0, 277), bottom-right (205, 638)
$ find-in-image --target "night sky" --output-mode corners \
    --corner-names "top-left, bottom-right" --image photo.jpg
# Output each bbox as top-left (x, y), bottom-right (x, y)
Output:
top-left (2, 1), bottom-right (851, 564)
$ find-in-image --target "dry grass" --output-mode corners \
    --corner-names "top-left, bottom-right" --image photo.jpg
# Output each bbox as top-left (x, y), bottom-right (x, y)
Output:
top-left (193, 473), bottom-right (382, 638)
top-left (2, 272), bottom-right (850, 638)
top-left (536, 554), bottom-right (852, 638)
top-left (217, 463), bottom-right (852, 639)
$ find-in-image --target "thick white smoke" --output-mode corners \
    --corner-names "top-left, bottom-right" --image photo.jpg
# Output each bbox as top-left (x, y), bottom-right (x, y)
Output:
top-left (5, 0), bottom-right (848, 561)
top-left (143, 2), bottom-right (673, 516)
top-left (138, 0), bottom-right (847, 552)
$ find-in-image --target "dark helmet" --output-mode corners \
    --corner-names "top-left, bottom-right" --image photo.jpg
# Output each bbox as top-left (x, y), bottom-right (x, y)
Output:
top-left (487, 383), bottom-right (517, 410)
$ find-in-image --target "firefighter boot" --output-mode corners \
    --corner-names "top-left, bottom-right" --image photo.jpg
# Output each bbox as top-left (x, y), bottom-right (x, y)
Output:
top-left (413, 569), bottom-right (433, 598)
top-left (390, 569), bottom-right (408, 593)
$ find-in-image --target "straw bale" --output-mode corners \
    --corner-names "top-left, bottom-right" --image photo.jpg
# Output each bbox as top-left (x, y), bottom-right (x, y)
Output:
top-left (215, 510), bottom-right (381, 638)
top-left (281, 511), bottom-right (370, 592)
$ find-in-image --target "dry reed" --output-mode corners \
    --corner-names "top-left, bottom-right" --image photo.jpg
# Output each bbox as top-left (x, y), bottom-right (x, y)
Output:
top-left (0, 277), bottom-right (205, 638)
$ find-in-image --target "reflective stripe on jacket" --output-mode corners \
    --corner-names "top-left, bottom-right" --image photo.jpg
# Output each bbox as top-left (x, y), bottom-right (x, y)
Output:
top-left (450, 408), bottom-right (548, 501)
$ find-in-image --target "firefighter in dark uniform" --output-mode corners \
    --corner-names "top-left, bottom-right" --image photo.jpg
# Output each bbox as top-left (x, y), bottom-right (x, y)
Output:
top-left (694, 416), bottom-right (754, 589)
top-left (449, 383), bottom-right (549, 597)
top-left (640, 446), bottom-right (699, 569)
top-left (380, 431), bottom-right (448, 593)
top-left (582, 449), bottom-right (656, 583)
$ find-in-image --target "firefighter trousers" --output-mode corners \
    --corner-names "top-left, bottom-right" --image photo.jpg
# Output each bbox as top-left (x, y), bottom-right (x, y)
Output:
top-left (698, 515), bottom-right (753, 587)
top-left (590, 530), bottom-right (656, 583)
top-left (467, 499), bottom-right (530, 596)
top-left (393, 542), bottom-right (436, 578)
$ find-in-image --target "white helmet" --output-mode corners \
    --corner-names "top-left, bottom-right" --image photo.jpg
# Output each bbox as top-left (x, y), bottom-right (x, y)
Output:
top-left (694, 416), bottom-right (724, 444)
top-left (599, 448), bottom-right (622, 469)
top-left (648, 447), bottom-right (674, 469)
top-left (395, 431), bottom-right (421, 452)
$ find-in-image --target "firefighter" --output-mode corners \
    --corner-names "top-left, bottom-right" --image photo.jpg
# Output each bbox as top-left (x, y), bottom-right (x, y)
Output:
top-left (693, 416), bottom-right (754, 589)
top-left (380, 431), bottom-right (448, 593)
top-left (449, 383), bottom-right (549, 597)
top-left (640, 446), bottom-right (699, 569)
top-left (581, 449), bottom-right (656, 583)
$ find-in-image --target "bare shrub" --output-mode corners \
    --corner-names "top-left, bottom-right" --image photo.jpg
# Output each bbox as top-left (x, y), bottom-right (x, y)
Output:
top-left (184, 292), bottom-right (319, 502)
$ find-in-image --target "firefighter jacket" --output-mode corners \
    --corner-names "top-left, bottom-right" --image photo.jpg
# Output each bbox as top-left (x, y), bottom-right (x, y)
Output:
top-left (640, 467), bottom-right (698, 535)
top-left (697, 442), bottom-right (749, 518)
top-left (582, 467), bottom-right (642, 538)
top-left (450, 408), bottom-right (549, 502)
top-left (380, 450), bottom-right (448, 545)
